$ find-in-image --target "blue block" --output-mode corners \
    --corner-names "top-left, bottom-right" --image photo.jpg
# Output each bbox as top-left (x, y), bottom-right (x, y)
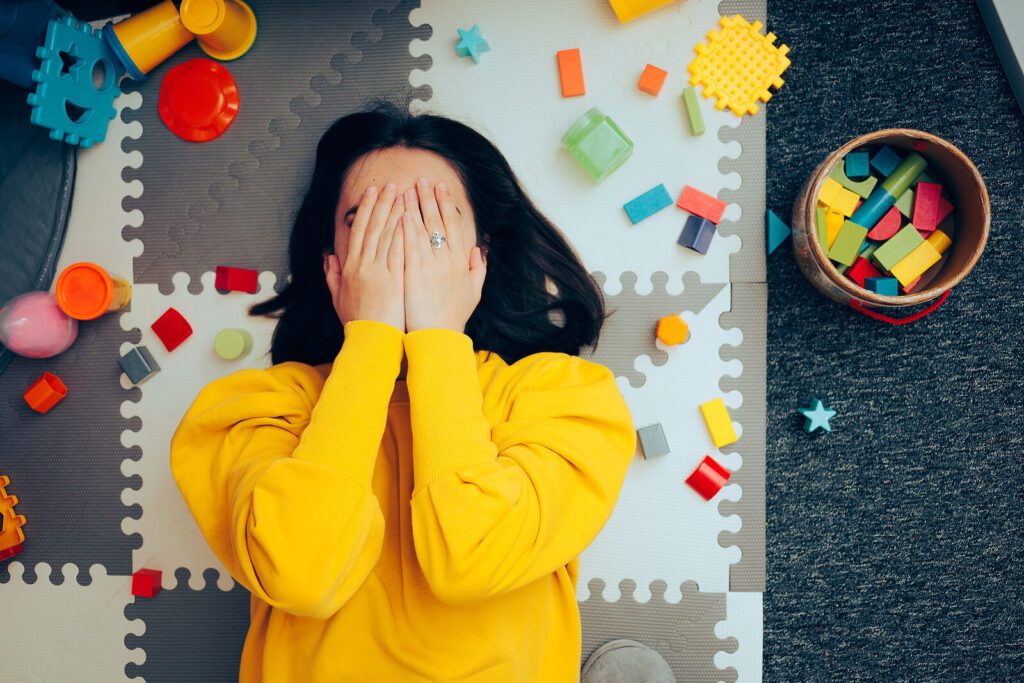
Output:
top-left (766, 209), bottom-right (791, 254)
top-left (623, 184), bottom-right (672, 224)
top-left (844, 151), bottom-right (870, 180)
top-left (0, 0), bottom-right (58, 90)
top-left (865, 276), bottom-right (899, 296)
top-left (677, 215), bottom-right (716, 254)
top-left (870, 145), bottom-right (901, 177)
top-left (26, 15), bottom-right (124, 147)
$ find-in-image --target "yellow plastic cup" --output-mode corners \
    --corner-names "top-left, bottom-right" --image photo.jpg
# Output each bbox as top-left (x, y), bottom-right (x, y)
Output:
top-left (607, 0), bottom-right (677, 23)
top-left (54, 262), bottom-right (132, 321)
top-left (179, 0), bottom-right (258, 61)
top-left (103, 0), bottom-right (195, 80)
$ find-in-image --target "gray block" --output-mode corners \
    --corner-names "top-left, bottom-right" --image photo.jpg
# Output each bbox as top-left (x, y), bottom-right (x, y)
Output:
top-left (637, 423), bottom-right (670, 459)
top-left (118, 345), bottom-right (160, 385)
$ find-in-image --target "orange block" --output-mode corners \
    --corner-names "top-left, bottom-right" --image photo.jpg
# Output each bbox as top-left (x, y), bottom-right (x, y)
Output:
top-left (638, 64), bottom-right (668, 96)
top-left (23, 372), bottom-right (67, 413)
top-left (557, 48), bottom-right (585, 97)
top-left (656, 314), bottom-right (689, 345)
top-left (676, 185), bottom-right (727, 224)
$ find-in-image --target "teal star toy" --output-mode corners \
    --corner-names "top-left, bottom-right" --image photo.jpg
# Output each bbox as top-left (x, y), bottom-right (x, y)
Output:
top-left (798, 398), bottom-right (837, 433)
top-left (455, 25), bottom-right (490, 64)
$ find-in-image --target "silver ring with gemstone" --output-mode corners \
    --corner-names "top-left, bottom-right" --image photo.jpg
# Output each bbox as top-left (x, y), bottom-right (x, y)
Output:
top-left (430, 231), bottom-right (447, 250)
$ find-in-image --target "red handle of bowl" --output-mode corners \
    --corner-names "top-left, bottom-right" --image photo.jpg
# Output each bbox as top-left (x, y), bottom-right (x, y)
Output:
top-left (848, 289), bottom-right (950, 325)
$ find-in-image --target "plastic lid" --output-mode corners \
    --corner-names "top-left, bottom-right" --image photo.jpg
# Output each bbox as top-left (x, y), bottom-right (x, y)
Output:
top-left (178, 0), bottom-right (225, 35)
top-left (158, 58), bottom-right (239, 142)
top-left (54, 262), bottom-right (113, 320)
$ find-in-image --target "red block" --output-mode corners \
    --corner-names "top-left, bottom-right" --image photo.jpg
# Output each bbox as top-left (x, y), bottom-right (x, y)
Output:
top-left (556, 48), bottom-right (585, 98)
top-left (676, 185), bottom-right (727, 224)
top-left (867, 205), bottom-right (902, 241)
top-left (901, 276), bottom-right (922, 294)
top-left (846, 257), bottom-right (883, 288)
top-left (684, 455), bottom-right (731, 501)
top-left (912, 140), bottom-right (927, 151)
top-left (23, 372), bottom-right (67, 413)
top-left (131, 568), bottom-right (162, 598)
top-left (912, 182), bottom-right (942, 233)
top-left (215, 266), bottom-right (258, 293)
top-left (936, 196), bottom-right (954, 226)
top-left (638, 63), bottom-right (668, 96)
top-left (151, 307), bottom-right (193, 352)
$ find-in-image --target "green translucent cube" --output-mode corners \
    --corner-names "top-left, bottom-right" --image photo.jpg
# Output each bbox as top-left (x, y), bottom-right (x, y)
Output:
top-left (562, 107), bottom-right (634, 182)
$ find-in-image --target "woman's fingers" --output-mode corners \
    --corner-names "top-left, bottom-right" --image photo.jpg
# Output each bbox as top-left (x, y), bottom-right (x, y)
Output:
top-left (404, 188), bottom-right (432, 260)
top-left (388, 216), bottom-right (405, 274)
top-left (435, 181), bottom-right (463, 255)
top-left (360, 182), bottom-right (397, 261)
top-left (376, 194), bottom-right (404, 262)
top-left (343, 185), bottom-right (378, 268)
top-left (416, 177), bottom-right (447, 246)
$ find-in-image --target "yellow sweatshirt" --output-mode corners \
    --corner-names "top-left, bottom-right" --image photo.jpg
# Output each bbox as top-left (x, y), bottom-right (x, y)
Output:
top-left (170, 319), bottom-right (637, 682)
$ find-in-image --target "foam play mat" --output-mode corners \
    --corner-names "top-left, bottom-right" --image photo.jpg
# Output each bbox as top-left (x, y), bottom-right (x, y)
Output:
top-left (0, 0), bottom-right (769, 679)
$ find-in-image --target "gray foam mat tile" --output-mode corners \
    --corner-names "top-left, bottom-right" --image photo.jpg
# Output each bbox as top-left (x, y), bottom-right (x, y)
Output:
top-left (719, 283), bottom-right (767, 591)
top-left (121, 0), bottom-right (431, 295)
top-left (124, 568), bottom-right (250, 682)
top-left (579, 578), bottom-right (738, 682)
top-left (0, 311), bottom-right (142, 584)
top-left (584, 271), bottom-right (727, 389)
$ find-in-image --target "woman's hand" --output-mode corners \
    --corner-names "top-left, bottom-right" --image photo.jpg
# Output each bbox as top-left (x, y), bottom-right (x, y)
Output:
top-left (402, 178), bottom-right (486, 333)
top-left (324, 182), bottom-right (406, 332)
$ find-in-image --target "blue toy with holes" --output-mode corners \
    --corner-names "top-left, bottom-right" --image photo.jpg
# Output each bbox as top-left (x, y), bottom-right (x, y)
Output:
top-left (27, 15), bottom-right (124, 147)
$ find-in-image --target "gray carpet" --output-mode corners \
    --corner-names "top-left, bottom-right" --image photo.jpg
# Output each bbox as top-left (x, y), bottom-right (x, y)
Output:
top-left (765, 1), bottom-right (1024, 680)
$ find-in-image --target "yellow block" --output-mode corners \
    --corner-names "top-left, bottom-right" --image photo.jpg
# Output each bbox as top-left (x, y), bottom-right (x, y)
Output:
top-left (890, 241), bottom-right (942, 286)
top-left (825, 210), bottom-right (844, 249)
top-left (700, 397), bottom-right (738, 449)
top-left (831, 187), bottom-right (860, 217)
top-left (926, 230), bottom-right (952, 255)
top-left (818, 177), bottom-right (842, 206)
top-left (607, 0), bottom-right (676, 22)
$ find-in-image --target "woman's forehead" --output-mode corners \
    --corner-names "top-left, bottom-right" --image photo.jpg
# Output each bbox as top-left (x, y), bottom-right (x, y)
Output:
top-left (339, 147), bottom-right (466, 205)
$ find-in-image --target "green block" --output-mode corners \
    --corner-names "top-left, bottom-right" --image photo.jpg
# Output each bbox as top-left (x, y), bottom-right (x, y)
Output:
top-left (895, 188), bottom-right (914, 217)
top-left (815, 206), bottom-right (828, 247)
top-left (681, 87), bottom-right (705, 136)
top-left (860, 240), bottom-right (880, 262)
top-left (828, 220), bottom-right (868, 266)
top-left (562, 107), bottom-right (634, 182)
top-left (873, 224), bottom-right (925, 271)
top-left (918, 171), bottom-right (937, 184)
top-left (830, 163), bottom-right (879, 199)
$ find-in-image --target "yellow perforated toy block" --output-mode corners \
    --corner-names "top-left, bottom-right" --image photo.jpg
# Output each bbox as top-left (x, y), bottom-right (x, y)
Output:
top-left (688, 14), bottom-right (790, 117)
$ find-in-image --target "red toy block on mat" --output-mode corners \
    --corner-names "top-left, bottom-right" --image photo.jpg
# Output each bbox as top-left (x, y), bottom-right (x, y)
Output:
top-left (23, 372), bottom-right (67, 413)
top-left (151, 307), bottom-right (193, 352)
top-left (638, 63), bottom-right (667, 96)
top-left (676, 185), bottom-right (727, 224)
top-left (132, 568), bottom-right (162, 598)
top-left (215, 265), bottom-right (258, 293)
top-left (685, 455), bottom-right (731, 500)
top-left (556, 48), bottom-right (585, 97)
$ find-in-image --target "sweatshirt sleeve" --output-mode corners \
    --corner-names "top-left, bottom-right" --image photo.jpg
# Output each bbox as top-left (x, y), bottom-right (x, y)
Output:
top-left (170, 319), bottom-right (404, 619)
top-left (403, 328), bottom-right (637, 605)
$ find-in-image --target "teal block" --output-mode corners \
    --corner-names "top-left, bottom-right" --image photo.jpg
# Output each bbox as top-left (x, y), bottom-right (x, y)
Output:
top-left (844, 151), bottom-right (870, 180)
top-left (871, 146), bottom-right (901, 176)
top-left (766, 209), bottom-right (791, 254)
top-left (873, 224), bottom-right (925, 271)
top-left (623, 184), bottom-right (672, 224)
top-left (865, 276), bottom-right (898, 296)
top-left (455, 25), bottom-right (490, 63)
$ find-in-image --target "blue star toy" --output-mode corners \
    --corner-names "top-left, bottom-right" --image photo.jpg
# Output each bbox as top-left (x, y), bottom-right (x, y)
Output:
top-left (455, 25), bottom-right (490, 64)
top-left (798, 398), bottom-right (837, 433)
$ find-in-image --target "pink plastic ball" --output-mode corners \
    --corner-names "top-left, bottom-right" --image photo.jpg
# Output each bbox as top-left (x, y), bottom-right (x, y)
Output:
top-left (0, 291), bottom-right (79, 358)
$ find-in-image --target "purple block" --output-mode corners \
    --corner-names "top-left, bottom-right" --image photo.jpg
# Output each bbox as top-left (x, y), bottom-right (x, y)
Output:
top-left (677, 215), bottom-right (717, 254)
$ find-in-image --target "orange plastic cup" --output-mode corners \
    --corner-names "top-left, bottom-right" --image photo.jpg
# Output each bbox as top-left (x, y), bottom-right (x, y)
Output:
top-left (54, 262), bottom-right (132, 320)
top-left (179, 0), bottom-right (258, 61)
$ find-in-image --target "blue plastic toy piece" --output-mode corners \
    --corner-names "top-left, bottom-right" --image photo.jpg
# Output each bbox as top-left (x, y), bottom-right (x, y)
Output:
top-left (677, 215), bottom-right (717, 254)
top-left (844, 151), bottom-right (870, 180)
top-left (766, 209), bottom-right (791, 254)
top-left (623, 184), bottom-right (672, 224)
top-left (26, 15), bottom-right (124, 147)
top-left (455, 25), bottom-right (490, 64)
top-left (870, 145), bottom-right (901, 177)
top-left (798, 398), bottom-right (836, 434)
top-left (0, 0), bottom-right (58, 90)
top-left (864, 276), bottom-right (898, 296)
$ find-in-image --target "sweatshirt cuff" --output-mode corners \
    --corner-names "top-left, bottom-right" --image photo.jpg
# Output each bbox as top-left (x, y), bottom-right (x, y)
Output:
top-left (404, 328), bottom-right (497, 493)
top-left (292, 319), bottom-right (405, 486)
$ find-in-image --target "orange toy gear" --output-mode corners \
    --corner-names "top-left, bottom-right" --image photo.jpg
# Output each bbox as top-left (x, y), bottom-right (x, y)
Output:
top-left (0, 475), bottom-right (27, 561)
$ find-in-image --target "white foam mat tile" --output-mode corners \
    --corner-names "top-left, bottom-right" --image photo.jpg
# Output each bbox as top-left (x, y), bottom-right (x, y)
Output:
top-left (409, 0), bottom-right (742, 286)
top-left (0, 562), bottom-right (144, 680)
top-left (118, 270), bottom-right (278, 591)
top-left (577, 284), bottom-right (743, 598)
top-left (715, 591), bottom-right (764, 682)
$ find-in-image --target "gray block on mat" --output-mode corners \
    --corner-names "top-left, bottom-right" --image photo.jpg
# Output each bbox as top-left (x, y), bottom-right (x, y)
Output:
top-left (637, 423), bottom-right (670, 459)
top-left (118, 345), bottom-right (160, 385)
